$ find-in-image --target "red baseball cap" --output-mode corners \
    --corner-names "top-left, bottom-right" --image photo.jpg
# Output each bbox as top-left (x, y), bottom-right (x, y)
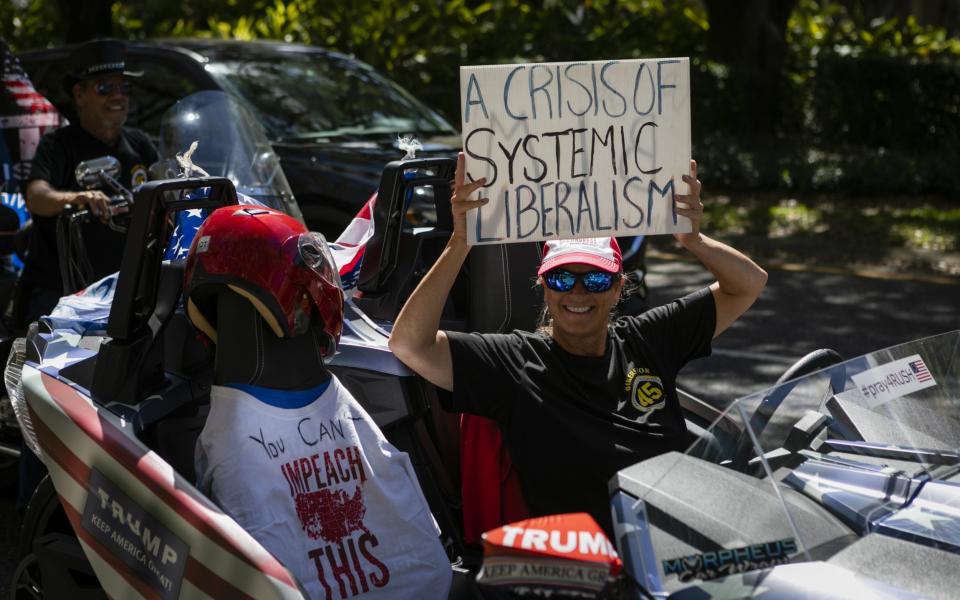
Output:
top-left (537, 237), bottom-right (623, 275)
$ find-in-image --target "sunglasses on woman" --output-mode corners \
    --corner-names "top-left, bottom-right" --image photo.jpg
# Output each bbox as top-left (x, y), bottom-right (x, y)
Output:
top-left (93, 80), bottom-right (133, 97)
top-left (543, 269), bottom-right (617, 293)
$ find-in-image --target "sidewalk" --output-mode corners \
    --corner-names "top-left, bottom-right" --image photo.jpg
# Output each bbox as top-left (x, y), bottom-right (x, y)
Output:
top-left (649, 234), bottom-right (960, 285)
top-left (686, 191), bottom-right (960, 284)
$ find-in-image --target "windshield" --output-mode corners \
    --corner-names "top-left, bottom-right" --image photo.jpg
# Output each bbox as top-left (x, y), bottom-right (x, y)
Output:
top-left (613, 330), bottom-right (960, 595)
top-left (205, 53), bottom-right (456, 141)
top-left (157, 90), bottom-right (303, 220)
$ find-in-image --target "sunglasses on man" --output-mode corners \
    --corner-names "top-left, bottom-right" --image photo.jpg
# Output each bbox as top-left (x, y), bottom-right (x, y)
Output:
top-left (543, 269), bottom-right (618, 293)
top-left (92, 80), bottom-right (133, 97)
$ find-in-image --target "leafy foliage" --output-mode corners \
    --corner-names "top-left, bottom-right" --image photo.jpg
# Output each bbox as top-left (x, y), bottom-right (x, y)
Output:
top-left (3, 0), bottom-right (958, 194)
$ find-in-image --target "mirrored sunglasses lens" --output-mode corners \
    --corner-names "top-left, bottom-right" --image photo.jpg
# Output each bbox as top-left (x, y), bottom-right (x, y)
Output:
top-left (583, 271), bottom-right (614, 292)
top-left (95, 81), bottom-right (132, 96)
top-left (546, 271), bottom-right (576, 292)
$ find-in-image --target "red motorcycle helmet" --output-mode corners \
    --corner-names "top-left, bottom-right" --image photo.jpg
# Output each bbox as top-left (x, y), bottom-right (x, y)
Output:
top-left (183, 205), bottom-right (343, 357)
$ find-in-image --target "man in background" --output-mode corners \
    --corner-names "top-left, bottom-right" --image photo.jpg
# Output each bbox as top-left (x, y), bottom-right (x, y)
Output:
top-left (16, 38), bottom-right (156, 514)
top-left (19, 38), bottom-right (156, 329)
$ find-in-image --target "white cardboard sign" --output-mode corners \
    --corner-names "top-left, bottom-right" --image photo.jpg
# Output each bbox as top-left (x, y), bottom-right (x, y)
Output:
top-left (459, 58), bottom-right (692, 245)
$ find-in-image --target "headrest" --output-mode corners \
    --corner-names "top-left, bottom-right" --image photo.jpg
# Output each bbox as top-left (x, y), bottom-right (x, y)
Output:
top-left (212, 289), bottom-right (329, 390)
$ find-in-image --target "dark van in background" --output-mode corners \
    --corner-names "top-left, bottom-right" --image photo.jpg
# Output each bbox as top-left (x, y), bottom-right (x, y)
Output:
top-left (20, 39), bottom-right (460, 237)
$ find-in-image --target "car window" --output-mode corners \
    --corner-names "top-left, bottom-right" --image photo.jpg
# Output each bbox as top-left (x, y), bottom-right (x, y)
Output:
top-left (205, 53), bottom-right (455, 141)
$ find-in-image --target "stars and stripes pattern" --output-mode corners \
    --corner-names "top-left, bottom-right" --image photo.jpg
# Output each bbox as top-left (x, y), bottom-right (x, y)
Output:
top-left (909, 358), bottom-right (932, 383)
top-left (164, 206), bottom-right (209, 261)
top-left (163, 190), bottom-right (265, 261)
top-left (329, 193), bottom-right (376, 294)
top-left (161, 188), bottom-right (377, 294)
top-left (1, 40), bottom-right (59, 128)
top-left (163, 188), bottom-right (409, 294)
top-left (24, 362), bottom-right (305, 599)
top-left (2, 40), bottom-right (60, 272)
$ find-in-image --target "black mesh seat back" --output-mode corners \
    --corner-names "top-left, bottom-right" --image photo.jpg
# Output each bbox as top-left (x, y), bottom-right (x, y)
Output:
top-left (355, 157), bottom-right (544, 332)
top-left (467, 242), bottom-right (543, 334)
top-left (355, 158), bottom-right (459, 323)
top-left (355, 229), bottom-right (456, 323)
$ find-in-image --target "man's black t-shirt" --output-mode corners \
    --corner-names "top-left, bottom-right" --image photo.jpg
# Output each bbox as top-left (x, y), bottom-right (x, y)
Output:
top-left (24, 123), bottom-right (157, 289)
top-left (445, 287), bottom-right (716, 537)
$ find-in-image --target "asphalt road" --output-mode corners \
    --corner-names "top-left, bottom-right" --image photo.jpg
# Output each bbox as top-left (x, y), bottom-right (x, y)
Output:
top-left (2, 256), bottom-right (959, 596)
top-left (645, 252), bottom-right (960, 407)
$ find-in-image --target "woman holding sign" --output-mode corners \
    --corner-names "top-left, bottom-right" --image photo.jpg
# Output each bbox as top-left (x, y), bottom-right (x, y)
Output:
top-left (389, 153), bottom-right (767, 537)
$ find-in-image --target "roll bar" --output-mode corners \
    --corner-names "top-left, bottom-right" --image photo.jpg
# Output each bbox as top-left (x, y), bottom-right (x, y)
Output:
top-left (91, 177), bottom-right (238, 405)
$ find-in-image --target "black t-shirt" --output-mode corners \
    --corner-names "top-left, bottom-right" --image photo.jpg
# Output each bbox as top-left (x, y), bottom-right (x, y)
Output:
top-left (445, 287), bottom-right (716, 537)
top-left (24, 123), bottom-right (157, 288)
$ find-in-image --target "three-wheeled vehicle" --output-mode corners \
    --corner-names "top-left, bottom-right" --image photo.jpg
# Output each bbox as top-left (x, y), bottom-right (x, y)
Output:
top-left (8, 91), bottom-right (960, 599)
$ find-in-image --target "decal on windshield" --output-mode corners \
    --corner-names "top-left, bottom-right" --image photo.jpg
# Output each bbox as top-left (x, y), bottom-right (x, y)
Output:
top-left (851, 354), bottom-right (937, 408)
top-left (661, 538), bottom-right (797, 582)
top-left (81, 469), bottom-right (189, 599)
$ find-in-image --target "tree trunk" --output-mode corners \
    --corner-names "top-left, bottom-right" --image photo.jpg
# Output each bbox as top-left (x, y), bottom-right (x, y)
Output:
top-left (703, 0), bottom-right (796, 137)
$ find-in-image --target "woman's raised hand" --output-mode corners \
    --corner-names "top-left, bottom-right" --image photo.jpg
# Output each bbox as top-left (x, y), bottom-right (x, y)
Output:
top-left (673, 159), bottom-right (703, 247)
top-left (450, 152), bottom-right (489, 243)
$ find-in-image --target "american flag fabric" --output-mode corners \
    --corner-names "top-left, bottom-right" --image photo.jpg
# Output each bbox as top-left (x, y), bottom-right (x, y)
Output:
top-left (162, 189), bottom-right (377, 295)
top-left (909, 358), bottom-right (932, 383)
top-left (1, 40), bottom-right (60, 269)
top-left (23, 362), bottom-right (305, 599)
top-left (48, 189), bottom-right (371, 335)
top-left (163, 189), bottom-right (265, 261)
top-left (328, 193), bottom-right (376, 294)
top-left (0, 39), bottom-right (59, 129)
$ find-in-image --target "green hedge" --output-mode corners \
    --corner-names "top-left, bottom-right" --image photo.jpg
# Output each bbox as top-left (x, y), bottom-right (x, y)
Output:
top-left (5, 0), bottom-right (960, 195)
top-left (812, 55), bottom-right (960, 152)
top-left (687, 52), bottom-right (960, 194)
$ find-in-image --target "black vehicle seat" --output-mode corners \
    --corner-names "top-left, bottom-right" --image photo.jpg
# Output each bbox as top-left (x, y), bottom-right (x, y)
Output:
top-left (107, 262), bottom-right (214, 485)
top-left (154, 289), bottom-right (330, 488)
top-left (354, 158), bottom-right (465, 327)
top-left (154, 309), bottom-right (217, 482)
top-left (465, 243), bottom-right (543, 334)
top-left (349, 157), bottom-right (544, 547)
top-left (459, 242), bottom-right (542, 545)
top-left (348, 158), bottom-right (466, 516)
top-left (149, 308), bottom-right (212, 483)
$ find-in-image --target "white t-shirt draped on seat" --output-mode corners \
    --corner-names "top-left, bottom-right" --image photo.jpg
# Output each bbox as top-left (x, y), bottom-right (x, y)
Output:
top-left (196, 377), bottom-right (452, 600)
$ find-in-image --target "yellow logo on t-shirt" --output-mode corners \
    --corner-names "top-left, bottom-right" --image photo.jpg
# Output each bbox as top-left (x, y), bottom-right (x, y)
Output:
top-left (130, 164), bottom-right (148, 188)
top-left (622, 367), bottom-right (666, 423)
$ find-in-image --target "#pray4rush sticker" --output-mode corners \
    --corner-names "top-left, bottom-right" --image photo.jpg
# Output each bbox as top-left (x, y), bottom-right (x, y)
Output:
top-left (851, 354), bottom-right (937, 408)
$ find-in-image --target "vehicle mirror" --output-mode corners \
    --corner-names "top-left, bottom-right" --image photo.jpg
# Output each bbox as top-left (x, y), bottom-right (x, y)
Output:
top-left (75, 156), bottom-right (121, 189)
